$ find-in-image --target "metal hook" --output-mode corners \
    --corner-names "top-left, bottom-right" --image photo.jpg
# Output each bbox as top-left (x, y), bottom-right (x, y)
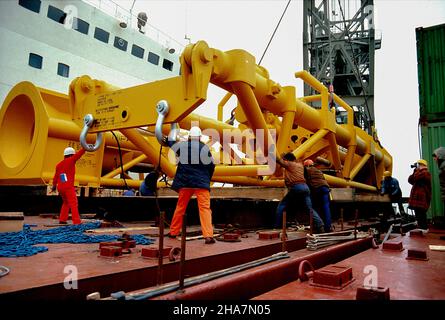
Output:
top-left (155, 100), bottom-right (178, 146)
top-left (79, 114), bottom-right (103, 152)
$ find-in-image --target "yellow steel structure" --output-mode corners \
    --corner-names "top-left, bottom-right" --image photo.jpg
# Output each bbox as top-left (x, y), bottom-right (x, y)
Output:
top-left (0, 41), bottom-right (392, 191)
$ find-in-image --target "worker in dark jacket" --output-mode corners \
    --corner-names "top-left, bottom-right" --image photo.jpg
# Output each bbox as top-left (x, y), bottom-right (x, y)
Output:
top-left (380, 171), bottom-right (405, 215)
top-left (408, 159), bottom-right (432, 230)
top-left (139, 171), bottom-right (159, 196)
top-left (304, 159), bottom-right (332, 232)
top-left (51, 147), bottom-right (86, 225)
top-left (276, 153), bottom-right (324, 233)
top-left (433, 147), bottom-right (445, 216)
top-left (167, 126), bottom-right (216, 244)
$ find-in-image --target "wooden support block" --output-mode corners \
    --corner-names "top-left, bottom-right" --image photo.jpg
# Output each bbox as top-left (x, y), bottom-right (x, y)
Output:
top-left (356, 286), bottom-right (390, 300)
top-left (406, 248), bottom-right (428, 261)
top-left (141, 246), bottom-right (172, 259)
top-left (258, 231), bottom-right (280, 240)
top-left (382, 239), bottom-right (404, 251)
top-left (311, 264), bottom-right (354, 289)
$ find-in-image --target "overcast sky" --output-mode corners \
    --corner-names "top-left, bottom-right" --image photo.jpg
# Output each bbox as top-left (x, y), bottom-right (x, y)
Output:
top-left (115, 0), bottom-right (445, 195)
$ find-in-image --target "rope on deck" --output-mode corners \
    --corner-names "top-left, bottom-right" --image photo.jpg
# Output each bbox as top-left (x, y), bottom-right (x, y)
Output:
top-left (0, 221), bottom-right (154, 258)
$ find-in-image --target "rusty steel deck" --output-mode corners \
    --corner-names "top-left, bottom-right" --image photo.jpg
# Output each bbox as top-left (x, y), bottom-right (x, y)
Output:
top-left (0, 216), bottom-right (306, 300)
top-left (112, 230), bottom-right (445, 301)
top-left (254, 231), bottom-right (445, 300)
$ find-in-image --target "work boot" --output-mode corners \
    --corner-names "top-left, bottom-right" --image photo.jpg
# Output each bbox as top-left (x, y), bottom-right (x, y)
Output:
top-left (204, 237), bottom-right (215, 244)
top-left (165, 233), bottom-right (177, 239)
top-left (59, 221), bottom-right (68, 225)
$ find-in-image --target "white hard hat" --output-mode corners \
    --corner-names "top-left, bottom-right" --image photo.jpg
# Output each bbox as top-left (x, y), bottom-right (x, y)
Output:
top-left (189, 126), bottom-right (202, 138)
top-left (63, 147), bottom-right (75, 156)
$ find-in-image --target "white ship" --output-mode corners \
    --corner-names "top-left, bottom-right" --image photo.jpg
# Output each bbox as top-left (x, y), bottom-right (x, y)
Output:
top-left (0, 0), bottom-right (182, 105)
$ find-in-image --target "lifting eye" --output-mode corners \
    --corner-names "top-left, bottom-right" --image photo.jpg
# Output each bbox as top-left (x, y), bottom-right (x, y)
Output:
top-left (79, 114), bottom-right (103, 152)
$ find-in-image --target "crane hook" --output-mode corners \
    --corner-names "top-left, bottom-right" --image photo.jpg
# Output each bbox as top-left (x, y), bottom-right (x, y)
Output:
top-left (79, 114), bottom-right (103, 152)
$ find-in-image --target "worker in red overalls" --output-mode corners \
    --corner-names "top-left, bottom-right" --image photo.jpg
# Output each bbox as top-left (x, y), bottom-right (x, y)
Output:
top-left (51, 147), bottom-right (86, 225)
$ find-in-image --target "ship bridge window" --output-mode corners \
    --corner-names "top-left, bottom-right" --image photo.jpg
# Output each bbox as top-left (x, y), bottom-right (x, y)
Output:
top-left (114, 37), bottom-right (128, 52)
top-left (28, 53), bottom-right (42, 69)
top-left (18, 0), bottom-right (41, 13)
top-left (73, 17), bottom-right (89, 35)
top-left (148, 52), bottom-right (159, 65)
top-left (162, 59), bottom-right (174, 71)
top-left (47, 5), bottom-right (67, 24)
top-left (94, 27), bottom-right (110, 44)
top-left (57, 63), bottom-right (69, 78)
top-left (131, 45), bottom-right (144, 59)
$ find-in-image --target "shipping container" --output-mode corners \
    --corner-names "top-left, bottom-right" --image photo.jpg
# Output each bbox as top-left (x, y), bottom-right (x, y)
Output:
top-left (416, 23), bottom-right (445, 122)
top-left (420, 122), bottom-right (445, 220)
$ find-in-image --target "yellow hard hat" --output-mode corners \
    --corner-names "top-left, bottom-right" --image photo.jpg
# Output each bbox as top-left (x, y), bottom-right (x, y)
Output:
top-left (417, 159), bottom-right (428, 166)
top-left (383, 171), bottom-right (391, 177)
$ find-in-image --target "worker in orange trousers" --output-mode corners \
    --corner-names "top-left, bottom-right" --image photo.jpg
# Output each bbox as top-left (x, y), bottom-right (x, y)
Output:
top-left (166, 126), bottom-right (216, 244)
top-left (51, 147), bottom-right (86, 225)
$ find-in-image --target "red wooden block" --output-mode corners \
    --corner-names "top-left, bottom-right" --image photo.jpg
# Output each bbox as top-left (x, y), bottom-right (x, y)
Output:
top-left (356, 286), bottom-right (390, 300)
top-left (121, 240), bottom-right (136, 249)
top-left (382, 240), bottom-right (404, 251)
top-left (409, 229), bottom-right (424, 237)
top-left (141, 246), bottom-right (173, 259)
top-left (406, 248), bottom-right (428, 261)
top-left (224, 233), bottom-right (240, 241)
top-left (311, 264), bottom-right (354, 289)
top-left (100, 246), bottom-right (122, 257)
top-left (258, 231), bottom-right (280, 240)
top-left (99, 241), bottom-right (122, 249)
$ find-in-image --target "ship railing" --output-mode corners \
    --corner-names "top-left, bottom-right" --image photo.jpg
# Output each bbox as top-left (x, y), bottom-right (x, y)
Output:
top-left (82, 0), bottom-right (185, 53)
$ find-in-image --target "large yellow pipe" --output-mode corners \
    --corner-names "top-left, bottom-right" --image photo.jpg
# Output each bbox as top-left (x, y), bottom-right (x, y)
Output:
top-left (325, 175), bottom-right (377, 192)
top-left (231, 81), bottom-right (275, 155)
top-left (292, 129), bottom-right (328, 159)
top-left (48, 118), bottom-right (136, 150)
top-left (350, 154), bottom-right (371, 180)
top-left (277, 111), bottom-right (295, 154)
top-left (103, 154), bottom-right (147, 179)
top-left (41, 172), bottom-right (142, 189)
top-left (120, 128), bottom-right (176, 177)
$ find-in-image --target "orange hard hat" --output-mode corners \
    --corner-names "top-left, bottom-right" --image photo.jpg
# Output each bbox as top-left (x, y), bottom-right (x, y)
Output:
top-left (303, 159), bottom-right (314, 167)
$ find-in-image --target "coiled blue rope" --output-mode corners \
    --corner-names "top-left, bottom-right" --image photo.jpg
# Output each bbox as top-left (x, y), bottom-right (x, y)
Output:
top-left (0, 221), bottom-right (154, 257)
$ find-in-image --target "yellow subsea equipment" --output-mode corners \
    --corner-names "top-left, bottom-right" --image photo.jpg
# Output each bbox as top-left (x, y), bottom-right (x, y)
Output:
top-left (0, 41), bottom-right (392, 191)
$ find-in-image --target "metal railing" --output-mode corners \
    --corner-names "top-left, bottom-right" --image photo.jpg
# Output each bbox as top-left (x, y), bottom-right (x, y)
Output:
top-left (82, 0), bottom-right (185, 53)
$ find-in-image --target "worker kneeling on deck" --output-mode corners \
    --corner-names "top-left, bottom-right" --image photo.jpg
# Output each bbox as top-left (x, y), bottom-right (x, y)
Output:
top-left (166, 126), bottom-right (216, 244)
top-left (380, 171), bottom-right (405, 217)
top-left (276, 153), bottom-right (324, 233)
top-left (304, 159), bottom-right (332, 232)
top-left (51, 147), bottom-right (86, 225)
